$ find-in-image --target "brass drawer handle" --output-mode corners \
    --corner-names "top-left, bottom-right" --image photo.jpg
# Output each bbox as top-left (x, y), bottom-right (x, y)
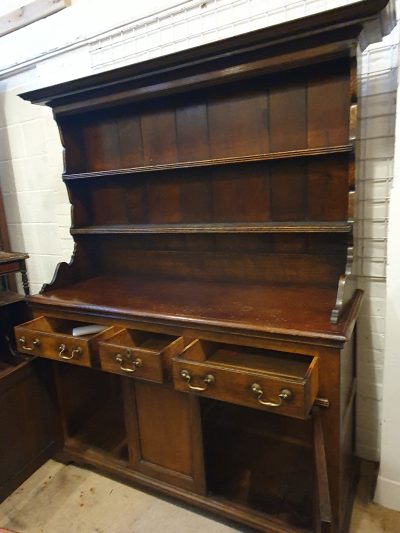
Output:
top-left (180, 369), bottom-right (215, 391)
top-left (251, 383), bottom-right (292, 407)
top-left (115, 353), bottom-right (142, 373)
top-left (58, 344), bottom-right (82, 360)
top-left (19, 336), bottom-right (40, 351)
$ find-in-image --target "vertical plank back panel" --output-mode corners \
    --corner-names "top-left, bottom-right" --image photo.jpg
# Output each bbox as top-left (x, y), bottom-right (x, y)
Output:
top-left (90, 185), bottom-right (129, 225)
top-left (147, 175), bottom-right (182, 223)
top-left (269, 77), bottom-right (307, 152)
top-left (208, 87), bottom-right (269, 158)
top-left (125, 182), bottom-right (148, 224)
top-left (270, 160), bottom-right (307, 221)
top-left (180, 169), bottom-right (213, 223)
top-left (307, 157), bottom-right (349, 221)
top-left (117, 114), bottom-right (144, 168)
top-left (211, 165), bottom-right (270, 222)
top-left (82, 116), bottom-right (121, 171)
top-left (141, 106), bottom-right (178, 165)
top-left (307, 62), bottom-right (350, 148)
top-left (176, 101), bottom-right (210, 162)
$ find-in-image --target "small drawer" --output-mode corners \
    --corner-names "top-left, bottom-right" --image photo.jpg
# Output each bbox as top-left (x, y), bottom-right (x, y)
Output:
top-left (14, 317), bottom-right (115, 367)
top-left (172, 340), bottom-right (319, 419)
top-left (98, 329), bottom-right (185, 383)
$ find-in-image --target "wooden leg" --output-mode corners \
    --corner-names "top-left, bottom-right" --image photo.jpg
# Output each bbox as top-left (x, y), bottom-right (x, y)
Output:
top-left (313, 406), bottom-right (333, 533)
top-left (21, 269), bottom-right (30, 295)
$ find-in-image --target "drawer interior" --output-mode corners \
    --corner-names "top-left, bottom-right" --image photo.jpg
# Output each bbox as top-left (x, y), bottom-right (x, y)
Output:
top-left (104, 329), bottom-right (180, 353)
top-left (20, 316), bottom-right (111, 339)
top-left (179, 339), bottom-right (314, 381)
top-left (203, 400), bottom-right (314, 530)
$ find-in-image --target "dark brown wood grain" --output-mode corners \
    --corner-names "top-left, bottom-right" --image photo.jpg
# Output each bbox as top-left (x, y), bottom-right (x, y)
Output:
top-left (63, 144), bottom-right (353, 180)
top-left (269, 78), bottom-right (307, 152)
top-left (125, 380), bottom-right (206, 493)
top-left (13, 2), bottom-right (392, 530)
top-left (176, 100), bottom-right (210, 162)
top-left (117, 113), bottom-right (144, 168)
top-left (98, 328), bottom-right (185, 382)
top-left (0, 359), bottom-right (57, 502)
top-left (313, 406), bottom-right (333, 530)
top-left (15, 316), bottom-right (116, 367)
top-left (141, 106), bottom-right (178, 165)
top-left (172, 340), bottom-right (319, 419)
top-left (71, 221), bottom-right (352, 235)
top-left (26, 275), bottom-right (358, 342)
top-left (307, 61), bottom-right (350, 148)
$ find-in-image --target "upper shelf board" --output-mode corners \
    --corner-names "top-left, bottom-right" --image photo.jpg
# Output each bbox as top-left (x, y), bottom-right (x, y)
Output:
top-left (63, 145), bottom-right (353, 180)
top-left (71, 222), bottom-right (353, 235)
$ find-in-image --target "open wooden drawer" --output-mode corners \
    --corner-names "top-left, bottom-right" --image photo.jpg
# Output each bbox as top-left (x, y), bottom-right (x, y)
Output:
top-left (172, 340), bottom-right (319, 419)
top-left (14, 317), bottom-right (115, 367)
top-left (98, 328), bottom-right (185, 383)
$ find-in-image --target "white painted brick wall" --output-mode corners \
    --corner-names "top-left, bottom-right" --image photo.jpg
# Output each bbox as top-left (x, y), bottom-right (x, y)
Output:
top-left (0, 0), bottom-right (397, 462)
top-left (0, 69), bottom-right (66, 295)
top-left (354, 7), bottom-right (399, 459)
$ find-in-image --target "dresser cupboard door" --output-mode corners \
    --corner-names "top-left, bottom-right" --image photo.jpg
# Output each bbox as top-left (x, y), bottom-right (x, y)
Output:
top-left (123, 380), bottom-right (206, 494)
top-left (0, 359), bottom-right (57, 502)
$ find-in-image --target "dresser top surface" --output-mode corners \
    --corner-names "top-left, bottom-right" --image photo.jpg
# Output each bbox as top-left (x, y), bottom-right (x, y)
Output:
top-left (28, 275), bottom-right (361, 343)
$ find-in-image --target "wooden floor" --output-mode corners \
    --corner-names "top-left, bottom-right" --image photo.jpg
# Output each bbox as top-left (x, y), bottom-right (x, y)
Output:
top-left (0, 459), bottom-right (399, 532)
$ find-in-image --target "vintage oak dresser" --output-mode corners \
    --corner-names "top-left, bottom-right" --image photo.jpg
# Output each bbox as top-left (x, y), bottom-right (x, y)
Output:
top-left (13, 2), bottom-right (394, 531)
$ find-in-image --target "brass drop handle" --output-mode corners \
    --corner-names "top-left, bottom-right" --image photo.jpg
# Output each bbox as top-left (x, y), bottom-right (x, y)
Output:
top-left (115, 353), bottom-right (142, 373)
top-left (58, 344), bottom-right (82, 360)
top-left (19, 336), bottom-right (40, 351)
top-left (72, 347), bottom-right (83, 358)
top-left (251, 383), bottom-right (292, 407)
top-left (180, 369), bottom-right (215, 391)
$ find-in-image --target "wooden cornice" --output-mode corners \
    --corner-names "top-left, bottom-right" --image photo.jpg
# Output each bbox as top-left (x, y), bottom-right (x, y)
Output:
top-left (20, 0), bottom-right (395, 110)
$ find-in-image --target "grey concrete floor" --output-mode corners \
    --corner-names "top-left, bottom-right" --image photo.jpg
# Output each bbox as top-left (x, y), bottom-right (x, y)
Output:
top-left (0, 459), bottom-right (399, 532)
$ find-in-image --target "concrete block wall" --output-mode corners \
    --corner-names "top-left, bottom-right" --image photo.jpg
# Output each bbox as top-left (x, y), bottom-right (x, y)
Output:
top-left (355, 21), bottom-right (399, 460)
top-left (0, 71), bottom-right (69, 295)
top-left (0, 0), bottom-right (397, 465)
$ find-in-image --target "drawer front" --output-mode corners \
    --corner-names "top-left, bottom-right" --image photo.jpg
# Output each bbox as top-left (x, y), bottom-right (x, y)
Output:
top-left (15, 325), bottom-right (91, 367)
top-left (99, 344), bottom-right (164, 382)
top-left (172, 358), bottom-right (318, 419)
top-left (15, 317), bottom-right (116, 368)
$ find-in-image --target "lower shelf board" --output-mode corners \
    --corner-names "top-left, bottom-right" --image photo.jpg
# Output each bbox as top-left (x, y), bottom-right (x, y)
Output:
top-left (0, 290), bottom-right (25, 307)
top-left (204, 401), bottom-right (314, 531)
top-left (64, 403), bottom-right (129, 462)
top-left (59, 445), bottom-right (312, 533)
top-left (56, 365), bottom-right (130, 462)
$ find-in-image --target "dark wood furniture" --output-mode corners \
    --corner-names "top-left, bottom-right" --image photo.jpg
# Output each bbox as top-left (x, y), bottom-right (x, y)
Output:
top-left (13, 2), bottom-right (394, 531)
top-left (0, 252), bottom-right (56, 502)
top-left (0, 251), bottom-right (30, 297)
top-left (0, 252), bottom-right (29, 369)
top-left (0, 182), bottom-right (17, 292)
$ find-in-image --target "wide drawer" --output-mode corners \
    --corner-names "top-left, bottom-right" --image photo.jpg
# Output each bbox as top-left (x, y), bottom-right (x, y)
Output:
top-left (14, 317), bottom-right (115, 367)
top-left (172, 340), bottom-right (319, 419)
top-left (98, 328), bottom-right (185, 383)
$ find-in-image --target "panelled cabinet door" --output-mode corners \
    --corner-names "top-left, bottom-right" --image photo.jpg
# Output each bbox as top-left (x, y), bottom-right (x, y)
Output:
top-left (122, 379), bottom-right (206, 494)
